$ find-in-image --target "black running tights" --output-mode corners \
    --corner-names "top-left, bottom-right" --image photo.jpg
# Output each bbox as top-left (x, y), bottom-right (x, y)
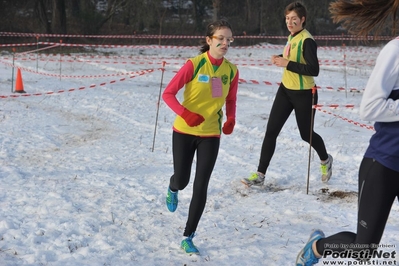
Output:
top-left (316, 158), bottom-right (399, 258)
top-left (257, 84), bottom-right (328, 174)
top-left (169, 131), bottom-right (220, 237)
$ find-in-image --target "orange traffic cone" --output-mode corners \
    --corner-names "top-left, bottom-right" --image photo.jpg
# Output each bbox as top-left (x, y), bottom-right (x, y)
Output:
top-left (15, 68), bottom-right (26, 93)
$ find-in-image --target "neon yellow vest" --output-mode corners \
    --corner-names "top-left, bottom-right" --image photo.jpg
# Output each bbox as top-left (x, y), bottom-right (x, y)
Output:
top-left (173, 53), bottom-right (238, 136)
top-left (282, 29), bottom-right (315, 90)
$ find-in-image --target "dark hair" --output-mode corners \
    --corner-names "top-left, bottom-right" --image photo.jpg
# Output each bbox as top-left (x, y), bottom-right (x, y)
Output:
top-left (200, 19), bottom-right (233, 53)
top-left (285, 2), bottom-right (307, 27)
top-left (329, 0), bottom-right (399, 37)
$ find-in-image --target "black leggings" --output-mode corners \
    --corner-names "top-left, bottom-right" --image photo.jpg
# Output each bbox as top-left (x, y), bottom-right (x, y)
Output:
top-left (257, 84), bottom-right (328, 174)
top-left (316, 158), bottom-right (399, 259)
top-left (169, 131), bottom-right (220, 237)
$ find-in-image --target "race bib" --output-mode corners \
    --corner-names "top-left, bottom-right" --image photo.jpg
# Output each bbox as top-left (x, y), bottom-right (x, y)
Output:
top-left (211, 77), bottom-right (223, 98)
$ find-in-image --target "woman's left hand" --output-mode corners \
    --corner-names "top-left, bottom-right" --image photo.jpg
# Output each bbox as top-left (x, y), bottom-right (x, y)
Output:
top-left (222, 118), bottom-right (235, 135)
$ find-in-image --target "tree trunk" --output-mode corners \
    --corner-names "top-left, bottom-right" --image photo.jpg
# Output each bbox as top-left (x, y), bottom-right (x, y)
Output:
top-left (212, 0), bottom-right (220, 21)
top-left (35, 0), bottom-right (52, 34)
top-left (245, 0), bottom-right (251, 22)
top-left (192, 0), bottom-right (211, 33)
top-left (70, 0), bottom-right (80, 18)
top-left (51, 0), bottom-right (67, 34)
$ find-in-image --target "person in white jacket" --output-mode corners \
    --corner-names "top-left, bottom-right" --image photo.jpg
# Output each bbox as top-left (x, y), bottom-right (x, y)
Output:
top-left (296, 0), bottom-right (399, 265)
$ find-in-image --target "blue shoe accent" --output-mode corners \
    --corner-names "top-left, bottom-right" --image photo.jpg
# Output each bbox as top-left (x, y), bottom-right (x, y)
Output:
top-left (166, 187), bottom-right (178, 212)
top-left (181, 232), bottom-right (199, 254)
top-left (296, 229), bottom-right (325, 266)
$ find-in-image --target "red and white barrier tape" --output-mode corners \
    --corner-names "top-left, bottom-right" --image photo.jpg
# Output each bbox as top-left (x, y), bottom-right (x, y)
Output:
top-left (2, 55), bottom-right (377, 69)
top-left (0, 32), bottom-right (393, 41)
top-left (0, 59), bottom-right (155, 79)
top-left (314, 104), bottom-right (355, 108)
top-left (0, 69), bottom-right (156, 99)
top-left (0, 42), bottom-right (382, 54)
top-left (238, 78), bottom-right (364, 93)
top-left (316, 107), bottom-right (374, 131)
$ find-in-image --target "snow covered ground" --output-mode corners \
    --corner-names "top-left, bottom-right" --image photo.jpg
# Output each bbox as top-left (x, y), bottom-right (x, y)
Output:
top-left (0, 41), bottom-right (397, 265)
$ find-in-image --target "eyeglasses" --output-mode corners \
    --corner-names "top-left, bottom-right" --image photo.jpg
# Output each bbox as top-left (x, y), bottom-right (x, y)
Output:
top-left (211, 35), bottom-right (234, 43)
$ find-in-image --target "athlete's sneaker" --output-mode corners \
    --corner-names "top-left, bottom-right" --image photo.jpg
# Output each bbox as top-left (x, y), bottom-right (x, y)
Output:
top-left (241, 172), bottom-right (265, 187)
top-left (320, 154), bottom-right (333, 182)
top-left (166, 187), bottom-right (178, 212)
top-left (296, 229), bottom-right (325, 266)
top-left (181, 232), bottom-right (199, 254)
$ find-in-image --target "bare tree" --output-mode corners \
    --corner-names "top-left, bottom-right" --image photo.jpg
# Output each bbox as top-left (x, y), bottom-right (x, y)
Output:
top-left (51, 0), bottom-right (67, 34)
top-left (34, 0), bottom-right (66, 34)
top-left (0, 0), bottom-right (349, 38)
top-left (70, 0), bottom-right (80, 18)
top-left (156, 1), bottom-right (169, 45)
top-left (35, 0), bottom-right (52, 33)
top-left (245, 0), bottom-right (251, 23)
top-left (192, 0), bottom-right (212, 33)
top-left (212, 0), bottom-right (220, 21)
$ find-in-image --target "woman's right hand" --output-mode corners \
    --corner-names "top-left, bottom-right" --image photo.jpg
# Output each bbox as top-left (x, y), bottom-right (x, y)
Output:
top-left (271, 55), bottom-right (279, 64)
top-left (181, 109), bottom-right (205, 127)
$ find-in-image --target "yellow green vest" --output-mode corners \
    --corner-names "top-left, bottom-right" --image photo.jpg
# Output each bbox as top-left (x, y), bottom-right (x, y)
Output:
top-left (173, 53), bottom-right (238, 136)
top-left (282, 29), bottom-right (316, 90)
